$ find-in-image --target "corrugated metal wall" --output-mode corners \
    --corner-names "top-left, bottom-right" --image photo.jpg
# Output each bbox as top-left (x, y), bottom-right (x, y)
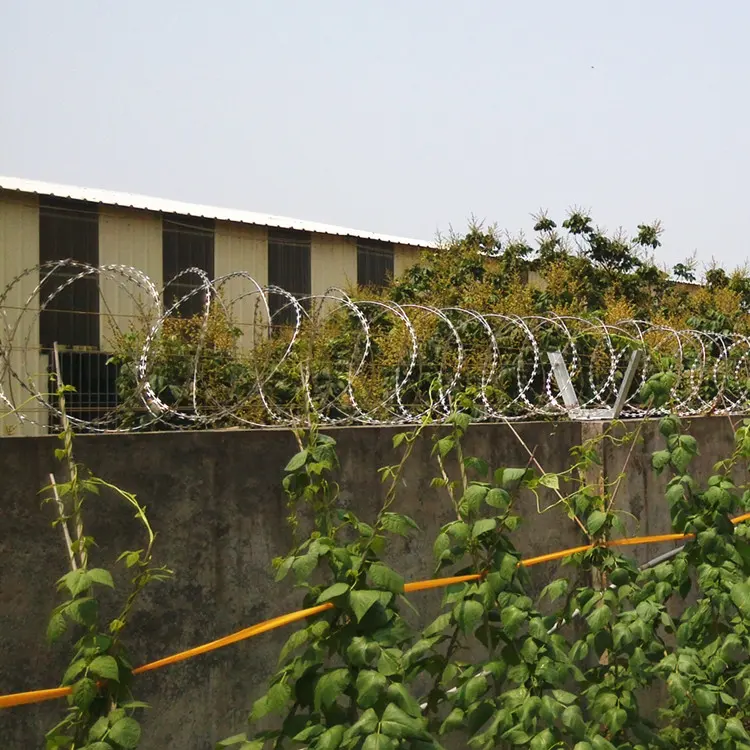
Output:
top-left (393, 243), bottom-right (423, 280)
top-left (311, 233), bottom-right (357, 296)
top-left (98, 206), bottom-right (163, 351)
top-left (214, 221), bottom-right (268, 349)
top-left (0, 191), bottom-right (48, 435)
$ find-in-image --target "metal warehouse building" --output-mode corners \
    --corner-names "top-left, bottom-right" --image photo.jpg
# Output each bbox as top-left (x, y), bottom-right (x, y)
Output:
top-left (0, 176), bottom-right (433, 435)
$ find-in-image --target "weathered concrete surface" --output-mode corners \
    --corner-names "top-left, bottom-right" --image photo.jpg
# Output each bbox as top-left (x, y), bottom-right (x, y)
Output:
top-left (0, 418), bottom-right (739, 749)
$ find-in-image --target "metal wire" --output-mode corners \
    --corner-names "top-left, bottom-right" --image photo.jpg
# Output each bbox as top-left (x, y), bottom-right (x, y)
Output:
top-left (2, 261), bottom-right (750, 432)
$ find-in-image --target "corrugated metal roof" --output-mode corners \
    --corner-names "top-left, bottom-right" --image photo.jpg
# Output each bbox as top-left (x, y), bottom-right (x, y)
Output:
top-left (0, 175), bottom-right (436, 248)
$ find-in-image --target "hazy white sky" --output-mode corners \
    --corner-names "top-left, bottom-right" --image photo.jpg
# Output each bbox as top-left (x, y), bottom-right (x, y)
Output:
top-left (1, 1), bottom-right (748, 271)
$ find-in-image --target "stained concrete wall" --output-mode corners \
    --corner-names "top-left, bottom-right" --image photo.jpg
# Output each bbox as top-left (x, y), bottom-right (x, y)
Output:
top-left (0, 417), bottom-right (743, 749)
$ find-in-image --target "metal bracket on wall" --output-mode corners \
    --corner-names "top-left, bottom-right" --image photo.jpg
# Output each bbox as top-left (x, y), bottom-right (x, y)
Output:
top-left (547, 349), bottom-right (642, 421)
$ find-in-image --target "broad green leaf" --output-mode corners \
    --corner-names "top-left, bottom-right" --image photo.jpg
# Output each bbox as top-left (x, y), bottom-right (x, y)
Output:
top-left (651, 450), bottom-right (671, 472)
top-left (731, 581), bottom-right (750, 618)
top-left (436, 437), bottom-right (454, 458)
top-left (586, 604), bottom-right (611, 633)
top-left (377, 648), bottom-right (401, 676)
top-left (62, 659), bottom-right (88, 685)
top-left (88, 568), bottom-right (115, 589)
top-left (540, 578), bottom-right (568, 602)
top-left (369, 563), bottom-right (404, 594)
top-left (591, 737), bottom-right (616, 750)
top-left (539, 474), bottom-right (560, 490)
top-left (279, 628), bottom-right (309, 663)
top-left (453, 599), bottom-right (484, 634)
top-left (356, 670), bottom-right (387, 708)
top-left (362, 734), bottom-right (396, 750)
top-left (602, 707), bottom-right (627, 734)
top-left (433, 533), bottom-right (451, 560)
top-left (440, 707), bottom-right (465, 735)
top-left (84, 743), bottom-right (114, 750)
top-left (386, 682), bottom-right (422, 718)
top-left (108, 717), bottom-right (141, 750)
top-left (587, 511), bottom-right (607, 536)
top-left (66, 597), bottom-right (98, 627)
top-left (87, 716), bottom-right (109, 742)
top-left (88, 655), bottom-right (120, 682)
top-left (380, 512), bottom-right (419, 536)
top-left (705, 714), bottom-right (726, 743)
top-left (72, 677), bottom-right (98, 710)
top-left (472, 518), bottom-right (497, 538)
top-left (530, 728), bottom-right (555, 750)
top-left (314, 669), bottom-right (350, 711)
top-left (562, 705), bottom-right (586, 737)
top-left (292, 554), bottom-right (318, 583)
top-left (501, 605), bottom-right (527, 635)
top-left (380, 702), bottom-right (428, 740)
top-left (345, 708), bottom-right (379, 739)
top-left (726, 717), bottom-right (750, 741)
top-left (317, 582), bottom-right (350, 603)
top-left (217, 733), bottom-right (249, 747)
top-left (485, 487), bottom-right (510, 509)
top-left (498, 467), bottom-right (528, 489)
top-left (47, 612), bottom-right (67, 643)
top-left (462, 484), bottom-right (489, 513)
top-left (285, 450), bottom-right (308, 472)
top-left (350, 590), bottom-right (390, 622)
top-left (316, 725), bottom-right (345, 750)
top-left (463, 674), bottom-right (488, 705)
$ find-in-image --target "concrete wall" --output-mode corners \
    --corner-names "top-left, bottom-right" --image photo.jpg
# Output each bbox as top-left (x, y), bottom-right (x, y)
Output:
top-left (1, 420), bottom-right (590, 749)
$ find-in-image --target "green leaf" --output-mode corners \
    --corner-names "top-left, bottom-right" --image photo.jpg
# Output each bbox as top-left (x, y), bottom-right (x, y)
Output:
top-left (72, 677), bottom-right (98, 710)
top-left (108, 717), bottom-right (141, 749)
top-left (292, 554), bottom-right (318, 583)
top-left (485, 487), bottom-right (510, 509)
top-left (362, 735), bottom-right (396, 750)
top-left (433, 532), bottom-right (451, 560)
top-left (453, 599), bottom-right (484, 634)
top-left (345, 708), bottom-right (379, 739)
top-left (317, 582), bottom-right (350, 603)
top-left (440, 707), bottom-right (465, 735)
top-left (731, 580), bottom-right (750, 618)
top-left (66, 597), bottom-right (98, 627)
top-left (602, 707), bottom-right (627, 734)
top-left (726, 717), bottom-right (750, 741)
top-left (463, 674), bottom-right (488, 705)
top-left (279, 628), bottom-right (309, 663)
top-left (356, 670), bottom-right (387, 708)
top-left (88, 568), bottom-right (115, 589)
top-left (349, 590), bottom-right (390, 621)
top-left (670, 447), bottom-right (692, 473)
top-left (84, 744), bottom-right (114, 750)
top-left (530, 729), bottom-right (556, 750)
top-left (586, 605), bottom-right (612, 633)
top-left (380, 512), bottom-right (419, 536)
top-left (472, 518), bottom-right (497, 538)
top-left (377, 648), bottom-right (401, 677)
top-left (498, 467), bottom-right (528, 489)
top-left (591, 737), bottom-right (616, 750)
top-left (435, 437), bottom-right (454, 458)
top-left (369, 563), bottom-right (404, 594)
top-left (59, 569), bottom-right (91, 596)
top-left (587, 510), bottom-right (607, 536)
top-left (706, 714), bottom-right (726, 743)
top-left (87, 717), bottom-right (110, 742)
top-left (462, 484), bottom-right (489, 513)
top-left (314, 669), bottom-right (350, 711)
top-left (501, 605), bottom-right (527, 635)
top-left (285, 450), bottom-right (308, 472)
top-left (651, 450), bottom-right (671, 472)
top-left (392, 432), bottom-right (407, 448)
top-left (88, 655), bottom-right (120, 682)
top-left (216, 735), bottom-right (248, 749)
top-left (47, 612), bottom-right (67, 643)
top-left (62, 658), bottom-right (88, 685)
top-left (380, 702), bottom-right (427, 739)
top-left (539, 473), bottom-right (560, 490)
top-left (562, 705), bottom-right (586, 737)
top-left (386, 682), bottom-right (422, 718)
top-left (316, 725), bottom-right (345, 750)
top-left (540, 578), bottom-right (568, 602)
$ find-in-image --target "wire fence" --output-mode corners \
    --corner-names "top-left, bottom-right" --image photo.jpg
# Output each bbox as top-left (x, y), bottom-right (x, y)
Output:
top-left (2, 260), bottom-right (750, 433)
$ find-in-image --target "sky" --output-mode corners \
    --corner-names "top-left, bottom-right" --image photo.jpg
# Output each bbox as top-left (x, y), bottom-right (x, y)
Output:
top-left (1, 1), bottom-right (748, 273)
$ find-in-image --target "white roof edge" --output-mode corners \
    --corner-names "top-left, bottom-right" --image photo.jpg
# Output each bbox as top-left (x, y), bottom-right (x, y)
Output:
top-left (0, 175), bottom-right (437, 249)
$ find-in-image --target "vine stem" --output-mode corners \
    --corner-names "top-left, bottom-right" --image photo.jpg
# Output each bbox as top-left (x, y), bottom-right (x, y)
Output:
top-left (49, 472), bottom-right (77, 572)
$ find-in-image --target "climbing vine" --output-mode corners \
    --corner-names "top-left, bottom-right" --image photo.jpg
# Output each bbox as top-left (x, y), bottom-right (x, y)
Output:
top-left (220, 373), bottom-right (750, 750)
